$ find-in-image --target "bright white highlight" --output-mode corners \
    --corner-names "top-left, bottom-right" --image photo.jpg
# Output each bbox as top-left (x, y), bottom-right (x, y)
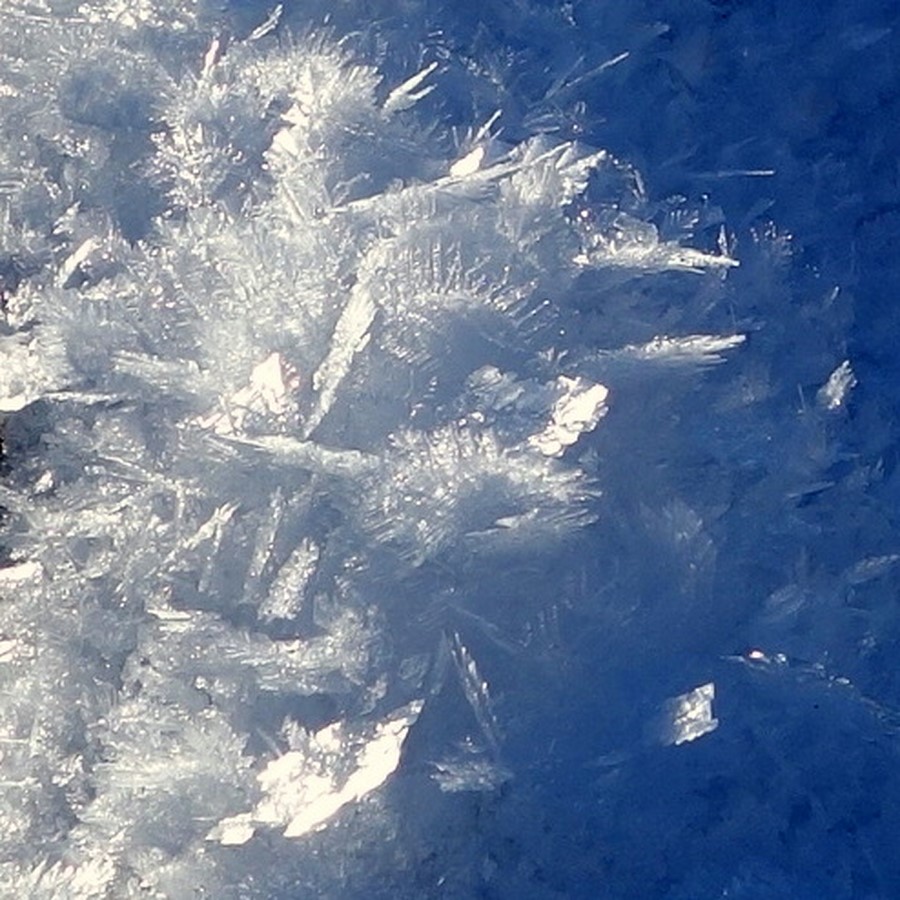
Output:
top-left (660, 682), bottom-right (719, 747)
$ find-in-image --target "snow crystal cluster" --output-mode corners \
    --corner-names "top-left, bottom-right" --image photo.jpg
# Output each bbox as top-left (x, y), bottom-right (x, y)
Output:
top-left (0, 0), bottom-right (897, 897)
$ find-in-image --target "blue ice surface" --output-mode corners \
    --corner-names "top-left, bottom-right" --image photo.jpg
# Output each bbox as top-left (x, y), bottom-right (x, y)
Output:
top-left (2, 0), bottom-right (899, 896)
top-left (355, 1), bottom-right (900, 897)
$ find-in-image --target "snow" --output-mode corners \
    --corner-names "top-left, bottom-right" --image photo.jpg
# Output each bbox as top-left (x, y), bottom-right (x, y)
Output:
top-left (0, 0), bottom-right (897, 897)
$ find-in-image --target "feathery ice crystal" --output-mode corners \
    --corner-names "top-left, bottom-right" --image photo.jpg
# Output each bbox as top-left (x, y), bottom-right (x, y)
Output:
top-left (0, 2), bottom-right (776, 896)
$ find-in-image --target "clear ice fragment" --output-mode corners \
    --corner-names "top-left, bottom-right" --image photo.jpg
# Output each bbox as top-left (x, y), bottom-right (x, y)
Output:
top-left (529, 376), bottom-right (609, 458)
top-left (658, 682), bottom-right (719, 747)
top-left (817, 360), bottom-right (856, 410)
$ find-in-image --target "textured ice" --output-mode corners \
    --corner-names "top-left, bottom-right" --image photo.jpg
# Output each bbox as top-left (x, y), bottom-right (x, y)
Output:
top-left (0, 0), bottom-right (897, 897)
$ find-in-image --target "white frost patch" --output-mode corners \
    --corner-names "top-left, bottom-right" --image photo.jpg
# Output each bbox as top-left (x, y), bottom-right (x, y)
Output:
top-left (197, 352), bottom-right (300, 436)
top-left (817, 359), bottom-right (856, 410)
top-left (210, 700), bottom-right (422, 844)
top-left (529, 376), bottom-right (609, 457)
top-left (659, 682), bottom-right (719, 747)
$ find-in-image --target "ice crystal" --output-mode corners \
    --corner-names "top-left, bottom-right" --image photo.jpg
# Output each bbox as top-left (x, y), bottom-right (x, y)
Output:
top-left (3, 0), bottom-right (886, 896)
top-left (656, 682), bottom-right (719, 747)
top-left (817, 359), bottom-right (857, 411)
top-left (528, 375), bottom-right (609, 458)
top-left (211, 700), bottom-right (422, 843)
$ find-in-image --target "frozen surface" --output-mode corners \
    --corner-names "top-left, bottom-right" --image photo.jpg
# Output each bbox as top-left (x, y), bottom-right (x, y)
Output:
top-left (0, 0), bottom-right (899, 897)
